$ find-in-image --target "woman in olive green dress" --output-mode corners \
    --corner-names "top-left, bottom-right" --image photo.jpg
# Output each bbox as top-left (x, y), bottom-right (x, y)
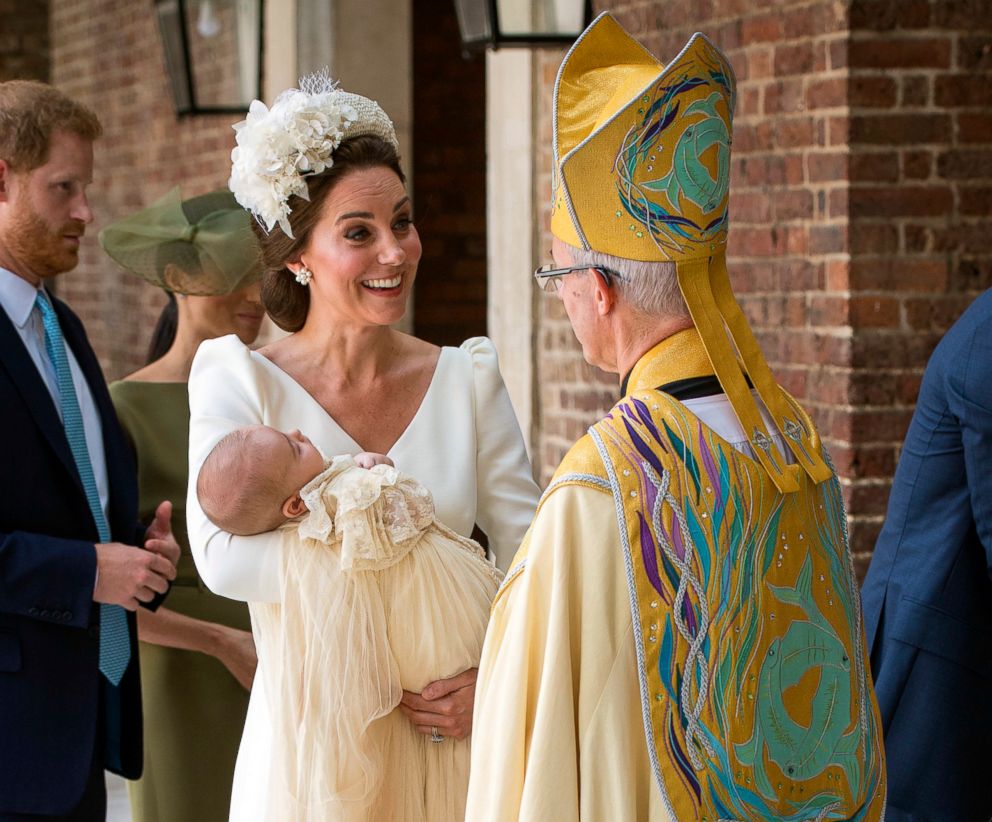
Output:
top-left (100, 189), bottom-right (263, 822)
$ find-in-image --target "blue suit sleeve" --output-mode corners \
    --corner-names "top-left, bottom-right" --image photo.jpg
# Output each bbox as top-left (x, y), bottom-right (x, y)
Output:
top-left (947, 323), bottom-right (992, 579)
top-left (0, 531), bottom-right (96, 628)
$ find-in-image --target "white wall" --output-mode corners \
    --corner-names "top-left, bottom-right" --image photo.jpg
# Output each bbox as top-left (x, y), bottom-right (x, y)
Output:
top-left (486, 49), bottom-right (536, 456)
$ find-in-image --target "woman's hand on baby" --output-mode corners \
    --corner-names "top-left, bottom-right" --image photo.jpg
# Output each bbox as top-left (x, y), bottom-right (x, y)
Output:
top-left (399, 667), bottom-right (478, 740)
top-left (353, 452), bottom-right (394, 469)
top-left (217, 626), bottom-right (257, 691)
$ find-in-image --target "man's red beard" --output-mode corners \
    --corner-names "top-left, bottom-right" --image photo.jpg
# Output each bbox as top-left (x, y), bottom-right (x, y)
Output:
top-left (5, 204), bottom-right (86, 279)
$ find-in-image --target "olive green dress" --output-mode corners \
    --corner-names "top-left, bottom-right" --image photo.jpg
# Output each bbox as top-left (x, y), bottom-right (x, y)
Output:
top-left (110, 381), bottom-right (251, 822)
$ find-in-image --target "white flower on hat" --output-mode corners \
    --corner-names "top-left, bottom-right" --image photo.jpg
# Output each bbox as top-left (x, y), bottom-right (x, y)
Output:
top-left (228, 70), bottom-right (396, 238)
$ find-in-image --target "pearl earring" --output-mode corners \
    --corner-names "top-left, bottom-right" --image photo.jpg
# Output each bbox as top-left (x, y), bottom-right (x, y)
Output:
top-left (294, 265), bottom-right (313, 286)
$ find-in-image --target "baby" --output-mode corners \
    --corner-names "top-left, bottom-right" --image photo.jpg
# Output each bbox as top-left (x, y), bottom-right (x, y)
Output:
top-left (196, 424), bottom-right (391, 536)
top-left (194, 422), bottom-right (501, 821)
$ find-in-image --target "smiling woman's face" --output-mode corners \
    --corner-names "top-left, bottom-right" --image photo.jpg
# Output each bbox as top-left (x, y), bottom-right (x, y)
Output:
top-left (292, 165), bottom-right (421, 329)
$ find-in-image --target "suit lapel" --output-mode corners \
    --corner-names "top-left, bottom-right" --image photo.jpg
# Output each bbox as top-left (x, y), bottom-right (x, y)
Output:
top-left (0, 306), bottom-right (83, 493)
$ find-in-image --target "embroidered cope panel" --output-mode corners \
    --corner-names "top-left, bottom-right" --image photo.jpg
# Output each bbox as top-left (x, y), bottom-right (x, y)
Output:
top-left (556, 391), bottom-right (885, 822)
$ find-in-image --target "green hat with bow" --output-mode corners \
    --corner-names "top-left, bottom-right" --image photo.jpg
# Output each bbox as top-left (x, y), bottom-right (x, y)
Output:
top-left (99, 187), bottom-right (262, 296)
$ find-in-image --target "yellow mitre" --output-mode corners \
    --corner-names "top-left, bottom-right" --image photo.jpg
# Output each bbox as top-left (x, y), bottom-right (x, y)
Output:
top-left (552, 12), bottom-right (831, 493)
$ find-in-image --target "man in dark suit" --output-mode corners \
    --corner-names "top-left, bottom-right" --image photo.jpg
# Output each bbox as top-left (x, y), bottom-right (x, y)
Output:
top-left (0, 80), bottom-right (179, 819)
top-left (862, 288), bottom-right (992, 822)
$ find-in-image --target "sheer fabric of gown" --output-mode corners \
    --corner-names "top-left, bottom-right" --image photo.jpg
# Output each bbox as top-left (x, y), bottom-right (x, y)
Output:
top-left (251, 457), bottom-right (502, 822)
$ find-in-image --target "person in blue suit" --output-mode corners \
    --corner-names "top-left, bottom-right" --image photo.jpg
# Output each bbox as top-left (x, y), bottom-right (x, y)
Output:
top-left (0, 80), bottom-right (180, 820)
top-left (862, 288), bottom-right (992, 822)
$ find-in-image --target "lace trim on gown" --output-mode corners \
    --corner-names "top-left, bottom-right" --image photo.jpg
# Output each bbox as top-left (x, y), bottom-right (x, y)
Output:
top-left (252, 458), bottom-right (501, 821)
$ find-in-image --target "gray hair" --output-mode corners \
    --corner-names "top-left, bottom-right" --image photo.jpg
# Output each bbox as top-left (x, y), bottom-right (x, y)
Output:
top-left (567, 243), bottom-right (690, 320)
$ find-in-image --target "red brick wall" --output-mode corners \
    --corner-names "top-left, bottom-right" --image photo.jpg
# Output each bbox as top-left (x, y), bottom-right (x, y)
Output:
top-left (534, 47), bottom-right (617, 481)
top-left (50, 0), bottom-right (240, 381)
top-left (45, 0), bottom-right (490, 371)
top-left (411, 0), bottom-right (488, 346)
top-left (533, 1), bottom-right (992, 577)
top-left (0, 0), bottom-right (49, 82)
top-left (842, 0), bottom-right (992, 567)
top-left (25, 1), bottom-right (992, 578)
top-left (536, 0), bottom-right (851, 483)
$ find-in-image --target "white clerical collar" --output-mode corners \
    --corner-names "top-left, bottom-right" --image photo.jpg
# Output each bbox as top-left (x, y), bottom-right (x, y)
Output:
top-left (0, 266), bottom-right (45, 329)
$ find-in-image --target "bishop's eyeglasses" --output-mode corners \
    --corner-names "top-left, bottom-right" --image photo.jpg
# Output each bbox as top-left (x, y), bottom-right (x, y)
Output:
top-left (533, 263), bottom-right (625, 293)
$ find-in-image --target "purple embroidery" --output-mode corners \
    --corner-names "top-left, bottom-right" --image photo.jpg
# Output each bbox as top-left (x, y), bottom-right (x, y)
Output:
top-left (623, 417), bottom-right (665, 479)
top-left (671, 515), bottom-right (686, 563)
top-left (697, 423), bottom-right (723, 511)
top-left (682, 596), bottom-right (698, 637)
top-left (632, 396), bottom-right (665, 447)
top-left (638, 511), bottom-right (666, 598)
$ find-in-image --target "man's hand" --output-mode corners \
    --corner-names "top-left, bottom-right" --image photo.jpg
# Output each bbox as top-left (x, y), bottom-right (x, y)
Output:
top-left (398, 667), bottom-right (478, 740)
top-left (143, 500), bottom-right (181, 569)
top-left (94, 501), bottom-right (180, 611)
top-left (93, 541), bottom-right (177, 610)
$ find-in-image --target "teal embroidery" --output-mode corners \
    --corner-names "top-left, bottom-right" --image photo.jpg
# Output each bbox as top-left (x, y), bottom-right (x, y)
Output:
top-left (645, 92), bottom-right (730, 215)
top-left (613, 41), bottom-right (735, 259)
top-left (735, 554), bottom-right (858, 802)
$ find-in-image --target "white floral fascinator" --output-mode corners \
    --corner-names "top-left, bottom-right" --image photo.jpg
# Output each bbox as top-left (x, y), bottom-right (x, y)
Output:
top-left (228, 69), bottom-right (398, 238)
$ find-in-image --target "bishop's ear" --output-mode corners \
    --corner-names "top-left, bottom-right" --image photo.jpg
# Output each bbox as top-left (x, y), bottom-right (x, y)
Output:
top-left (592, 269), bottom-right (616, 316)
top-left (282, 494), bottom-right (307, 519)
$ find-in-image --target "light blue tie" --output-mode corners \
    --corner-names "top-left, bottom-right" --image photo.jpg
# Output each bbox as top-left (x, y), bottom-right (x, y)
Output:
top-left (35, 291), bottom-right (131, 686)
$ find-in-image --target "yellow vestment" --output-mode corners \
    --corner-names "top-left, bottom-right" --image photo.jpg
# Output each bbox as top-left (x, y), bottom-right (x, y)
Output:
top-left (466, 332), bottom-right (886, 821)
top-left (467, 14), bottom-right (886, 820)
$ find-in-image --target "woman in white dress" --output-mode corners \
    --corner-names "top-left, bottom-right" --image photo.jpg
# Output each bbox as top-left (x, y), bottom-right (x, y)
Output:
top-left (186, 80), bottom-right (540, 820)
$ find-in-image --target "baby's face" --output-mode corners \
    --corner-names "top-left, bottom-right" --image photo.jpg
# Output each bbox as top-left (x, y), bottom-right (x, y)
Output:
top-left (282, 429), bottom-right (326, 491)
top-left (250, 425), bottom-right (325, 494)
top-left (286, 430), bottom-right (324, 488)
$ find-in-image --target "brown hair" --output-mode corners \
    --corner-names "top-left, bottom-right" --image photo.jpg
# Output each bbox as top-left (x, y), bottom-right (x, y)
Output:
top-left (0, 80), bottom-right (103, 172)
top-left (254, 135), bottom-right (405, 332)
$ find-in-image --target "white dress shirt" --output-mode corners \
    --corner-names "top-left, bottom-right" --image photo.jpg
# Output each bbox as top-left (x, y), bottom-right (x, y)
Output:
top-left (0, 266), bottom-right (110, 519)
top-left (684, 389), bottom-right (792, 465)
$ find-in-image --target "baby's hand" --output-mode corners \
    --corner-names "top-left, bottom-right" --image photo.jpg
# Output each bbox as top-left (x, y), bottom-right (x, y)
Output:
top-left (354, 452), bottom-right (394, 470)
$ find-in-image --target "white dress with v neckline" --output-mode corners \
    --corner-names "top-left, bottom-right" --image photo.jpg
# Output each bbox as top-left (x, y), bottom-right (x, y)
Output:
top-left (186, 334), bottom-right (540, 821)
top-left (247, 337), bottom-right (444, 459)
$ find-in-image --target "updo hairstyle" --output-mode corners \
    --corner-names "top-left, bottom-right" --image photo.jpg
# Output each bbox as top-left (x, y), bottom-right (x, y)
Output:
top-left (253, 135), bottom-right (405, 332)
top-left (147, 191), bottom-right (249, 364)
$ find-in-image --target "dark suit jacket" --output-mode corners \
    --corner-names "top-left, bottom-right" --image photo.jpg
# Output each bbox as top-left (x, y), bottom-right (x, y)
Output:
top-left (0, 293), bottom-right (144, 815)
top-left (862, 288), bottom-right (992, 822)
